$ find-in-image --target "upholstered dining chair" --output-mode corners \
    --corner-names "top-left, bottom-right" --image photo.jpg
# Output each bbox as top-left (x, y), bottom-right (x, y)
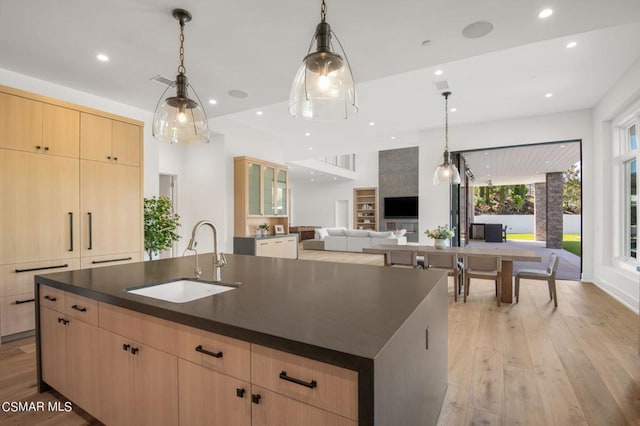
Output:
top-left (386, 250), bottom-right (419, 269)
top-left (462, 255), bottom-right (502, 306)
top-left (515, 252), bottom-right (560, 307)
top-left (425, 252), bottom-right (461, 301)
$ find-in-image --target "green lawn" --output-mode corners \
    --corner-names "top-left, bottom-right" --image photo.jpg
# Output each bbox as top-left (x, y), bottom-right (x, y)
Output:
top-left (508, 233), bottom-right (581, 257)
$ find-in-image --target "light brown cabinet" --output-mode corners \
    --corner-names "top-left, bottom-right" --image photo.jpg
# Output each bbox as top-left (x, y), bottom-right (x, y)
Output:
top-left (39, 289), bottom-right (100, 419)
top-left (0, 84), bottom-right (143, 340)
top-left (80, 113), bottom-right (140, 166)
top-left (354, 187), bottom-right (378, 231)
top-left (234, 156), bottom-right (289, 237)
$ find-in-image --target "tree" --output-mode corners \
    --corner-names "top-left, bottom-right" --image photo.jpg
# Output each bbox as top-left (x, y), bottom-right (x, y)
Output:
top-left (563, 163), bottom-right (581, 214)
top-left (144, 196), bottom-right (181, 259)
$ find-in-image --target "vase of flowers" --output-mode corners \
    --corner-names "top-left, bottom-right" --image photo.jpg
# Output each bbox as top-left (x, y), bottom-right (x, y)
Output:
top-left (425, 225), bottom-right (455, 249)
top-left (257, 223), bottom-right (270, 237)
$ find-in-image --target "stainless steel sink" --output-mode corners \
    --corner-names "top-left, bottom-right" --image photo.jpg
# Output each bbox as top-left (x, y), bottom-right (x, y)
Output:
top-left (126, 279), bottom-right (236, 303)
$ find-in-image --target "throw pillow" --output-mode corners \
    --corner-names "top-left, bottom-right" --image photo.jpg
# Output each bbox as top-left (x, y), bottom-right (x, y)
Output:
top-left (369, 231), bottom-right (395, 238)
top-left (315, 228), bottom-right (329, 239)
top-left (395, 229), bottom-right (407, 237)
top-left (326, 228), bottom-right (346, 236)
top-left (345, 229), bottom-right (370, 237)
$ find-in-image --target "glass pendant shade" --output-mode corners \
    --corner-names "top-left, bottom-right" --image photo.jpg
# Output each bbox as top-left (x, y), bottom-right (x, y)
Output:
top-left (152, 9), bottom-right (209, 144)
top-left (433, 91), bottom-right (460, 185)
top-left (153, 75), bottom-right (209, 144)
top-left (289, 16), bottom-right (357, 119)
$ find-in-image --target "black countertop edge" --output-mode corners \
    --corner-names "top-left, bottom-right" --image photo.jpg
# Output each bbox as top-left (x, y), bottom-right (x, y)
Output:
top-left (35, 275), bottom-right (374, 375)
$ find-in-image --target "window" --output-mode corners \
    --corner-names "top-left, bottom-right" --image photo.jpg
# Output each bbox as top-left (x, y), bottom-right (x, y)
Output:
top-left (618, 123), bottom-right (638, 260)
top-left (625, 157), bottom-right (637, 258)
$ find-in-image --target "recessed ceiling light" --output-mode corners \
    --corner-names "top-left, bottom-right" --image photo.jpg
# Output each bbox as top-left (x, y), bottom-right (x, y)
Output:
top-left (310, 178), bottom-right (315, 182)
top-left (485, 165), bottom-right (490, 168)
top-left (450, 107), bottom-right (457, 112)
top-left (434, 69), bottom-right (443, 76)
top-left (310, 171), bottom-right (315, 175)
top-left (208, 99), bottom-right (217, 105)
top-left (545, 93), bottom-right (553, 98)
top-left (566, 41), bottom-right (577, 48)
top-left (305, 132), bottom-right (311, 136)
top-left (538, 8), bottom-right (553, 19)
top-left (369, 122), bottom-right (375, 126)
top-left (421, 40), bottom-right (432, 47)
top-left (333, 177), bottom-right (337, 180)
top-left (462, 21), bottom-right (494, 39)
top-left (560, 145), bottom-right (566, 148)
top-left (308, 147), bottom-right (313, 151)
top-left (391, 136), bottom-right (396, 140)
top-left (96, 53), bottom-right (109, 62)
top-left (545, 161), bottom-right (550, 164)
top-left (228, 89), bottom-right (249, 98)
top-left (256, 111), bottom-right (264, 116)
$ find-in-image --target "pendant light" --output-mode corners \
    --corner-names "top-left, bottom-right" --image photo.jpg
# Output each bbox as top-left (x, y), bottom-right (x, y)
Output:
top-left (289, 0), bottom-right (357, 120)
top-left (152, 9), bottom-right (209, 144)
top-left (433, 91), bottom-right (461, 185)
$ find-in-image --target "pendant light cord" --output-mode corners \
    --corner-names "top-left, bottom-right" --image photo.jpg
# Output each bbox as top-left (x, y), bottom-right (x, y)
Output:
top-left (321, 0), bottom-right (327, 22)
top-left (444, 92), bottom-right (449, 152)
top-left (178, 18), bottom-right (186, 75)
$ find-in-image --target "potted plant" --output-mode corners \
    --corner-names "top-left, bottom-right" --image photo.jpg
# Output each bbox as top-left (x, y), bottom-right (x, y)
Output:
top-left (425, 225), bottom-right (455, 249)
top-left (257, 223), bottom-right (270, 237)
top-left (144, 196), bottom-right (181, 260)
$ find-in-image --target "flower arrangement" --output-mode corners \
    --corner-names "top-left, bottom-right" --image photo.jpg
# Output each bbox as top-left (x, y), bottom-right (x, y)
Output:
top-left (258, 223), bottom-right (270, 231)
top-left (425, 225), bottom-right (455, 240)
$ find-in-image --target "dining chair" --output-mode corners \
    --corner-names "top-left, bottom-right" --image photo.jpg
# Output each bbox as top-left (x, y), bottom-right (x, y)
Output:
top-left (514, 252), bottom-right (560, 307)
top-left (463, 255), bottom-right (502, 306)
top-left (386, 250), bottom-right (420, 269)
top-left (425, 252), bottom-right (461, 301)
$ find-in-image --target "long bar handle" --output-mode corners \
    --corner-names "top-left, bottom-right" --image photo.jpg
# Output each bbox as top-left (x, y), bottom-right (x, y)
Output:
top-left (69, 212), bottom-right (74, 252)
top-left (91, 257), bottom-right (132, 265)
top-left (15, 298), bottom-right (35, 305)
top-left (279, 371), bottom-right (317, 389)
top-left (15, 264), bottom-right (68, 273)
top-left (87, 212), bottom-right (93, 250)
top-left (195, 345), bottom-right (223, 358)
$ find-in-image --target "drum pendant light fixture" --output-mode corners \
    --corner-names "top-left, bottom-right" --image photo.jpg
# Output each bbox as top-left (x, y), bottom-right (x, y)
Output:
top-left (433, 91), bottom-right (461, 185)
top-left (289, 0), bottom-right (357, 120)
top-left (152, 8), bottom-right (209, 144)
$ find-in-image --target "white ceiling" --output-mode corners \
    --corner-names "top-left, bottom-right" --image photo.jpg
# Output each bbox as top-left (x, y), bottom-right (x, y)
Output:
top-left (1, 1), bottom-right (639, 181)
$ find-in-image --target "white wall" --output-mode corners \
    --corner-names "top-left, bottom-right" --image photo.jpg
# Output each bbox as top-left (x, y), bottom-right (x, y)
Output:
top-left (591, 56), bottom-right (640, 312)
top-left (291, 150), bottom-right (379, 227)
top-left (473, 215), bottom-right (581, 234)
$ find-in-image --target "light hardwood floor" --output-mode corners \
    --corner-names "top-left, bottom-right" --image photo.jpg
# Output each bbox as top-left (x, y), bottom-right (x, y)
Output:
top-left (1, 248), bottom-right (638, 425)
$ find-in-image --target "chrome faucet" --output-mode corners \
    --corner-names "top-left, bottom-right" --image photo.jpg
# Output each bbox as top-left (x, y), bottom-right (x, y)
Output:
top-left (186, 220), bottom-right (227, 282)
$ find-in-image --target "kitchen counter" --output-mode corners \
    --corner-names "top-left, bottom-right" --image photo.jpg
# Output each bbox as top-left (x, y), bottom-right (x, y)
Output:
top-left (36, 253), bottom-right (448, 425)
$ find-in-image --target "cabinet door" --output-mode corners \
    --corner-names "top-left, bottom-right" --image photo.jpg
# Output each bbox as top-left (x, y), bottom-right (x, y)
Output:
top-left (262, 166), bottom-right (275, 215)
top-left (80, 160), bottom-right (141, 256)
top-left (80, 113), bottom-right (112, 163)
top-left (134, 342), bottom-right (178, 426)
top-left (0, 92), bottom-right (42, 152)
top-left (248, 163), bottom-right (261, 215)
top-left (178, 359), bottom-right (251, 426)
top-left (275, 169), bottom-right (287, 216)
top-left (66, 317), bottom-right (101, 418)
top-left (0, 150), bottom-right (79, 264)
top-left (39, 307), bottom-right (68, 395)
top-left (42, 104), bottom-right (79, 158)
top-left (251, 386), bottom-right (356, 426)
top-left (255, 239), bottom-right (276, 257)
top-left (112, 120), bottom-right (140, 167)
top-left (98, 329), bottom-right (135, 426)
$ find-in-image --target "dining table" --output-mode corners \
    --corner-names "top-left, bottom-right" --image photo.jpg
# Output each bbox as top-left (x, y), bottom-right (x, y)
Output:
top-left (363, 244), bottom-right (542, 303)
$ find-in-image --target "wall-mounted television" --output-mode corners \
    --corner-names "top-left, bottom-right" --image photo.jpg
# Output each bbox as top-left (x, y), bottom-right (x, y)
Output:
top-left (384, 196), bottom-right (418, 219)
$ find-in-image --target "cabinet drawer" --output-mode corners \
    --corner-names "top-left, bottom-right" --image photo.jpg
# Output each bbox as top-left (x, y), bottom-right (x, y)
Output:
top-left (65, 292), bottom-right (98, 326)
top-left (0, 293), bottom-right (36, 336)
top-left (178, 325), bottom-right (250, 382)
top-left (2, 259), bottom-right (80, 297)
top-left (81, 252), bottom-right (141, 269)
top-left (39, 284), bottom-right (66, 311)
top-left (251, 386), bottom-right (356, 426)
top-left (99, 302), bottom-right (178, 355)
top-left (251, 345), bottom-right (358, 420)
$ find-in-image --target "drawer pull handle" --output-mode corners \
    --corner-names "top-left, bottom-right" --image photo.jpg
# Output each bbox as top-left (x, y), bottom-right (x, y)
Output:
top-left (131, 347), bottom-right (139, 355)
top-left (123, 344), bottom-right (131, 351)
top-left (279, 371), bottom-right (318, 389)
top-left (15, 264), bottom-right (68, 273)
top-left (195, 345), bottom-right (223, 358)
top-left (71, 304), bottom-right (87, 312)
top-left (236, 388), bottom-right (246, 398)
top-left (275, 241), bottom-right (282, 244)
top-left (43, 295), bottom-right (57, 302)
top-left (15, 298), bottom-right (35, 305)
top-left (251, 394), bottom-right (261, 404)
top-left (92, 257), bottom-right (132, 264)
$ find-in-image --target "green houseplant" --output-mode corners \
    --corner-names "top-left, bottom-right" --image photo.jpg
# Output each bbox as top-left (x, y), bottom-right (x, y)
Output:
top-left (144, 196), bottom-right (181, 259)
top-left (425, 225), bottom-right (455, 249)
top-left (257, 223), bottom-right (270, 236)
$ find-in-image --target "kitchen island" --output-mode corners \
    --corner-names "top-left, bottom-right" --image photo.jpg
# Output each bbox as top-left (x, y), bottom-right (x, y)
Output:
top-left (35, 253), bottom-right (448, 425)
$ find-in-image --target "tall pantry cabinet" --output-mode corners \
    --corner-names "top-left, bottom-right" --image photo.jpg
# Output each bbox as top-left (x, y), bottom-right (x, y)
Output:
top-left (0, 85), bottom-right (143, 341)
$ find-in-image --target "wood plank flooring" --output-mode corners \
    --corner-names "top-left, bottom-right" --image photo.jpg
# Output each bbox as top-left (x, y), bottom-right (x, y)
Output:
top-left (0, 248), bottom-right (638, 425)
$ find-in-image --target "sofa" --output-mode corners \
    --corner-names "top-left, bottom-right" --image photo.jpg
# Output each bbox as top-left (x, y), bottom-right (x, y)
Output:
top-left (312, 227), bottom-right (407, 252)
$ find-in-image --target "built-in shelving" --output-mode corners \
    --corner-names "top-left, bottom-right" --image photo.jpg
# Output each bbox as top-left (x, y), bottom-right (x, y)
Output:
top-left (353, 187), bottom-right (378, 231)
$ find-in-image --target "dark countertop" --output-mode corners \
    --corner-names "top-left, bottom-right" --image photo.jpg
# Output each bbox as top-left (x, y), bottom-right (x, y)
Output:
top-left (235, 234), bottom-right (298, 240)
top-left (36, 254), bottom-right (444, 372)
